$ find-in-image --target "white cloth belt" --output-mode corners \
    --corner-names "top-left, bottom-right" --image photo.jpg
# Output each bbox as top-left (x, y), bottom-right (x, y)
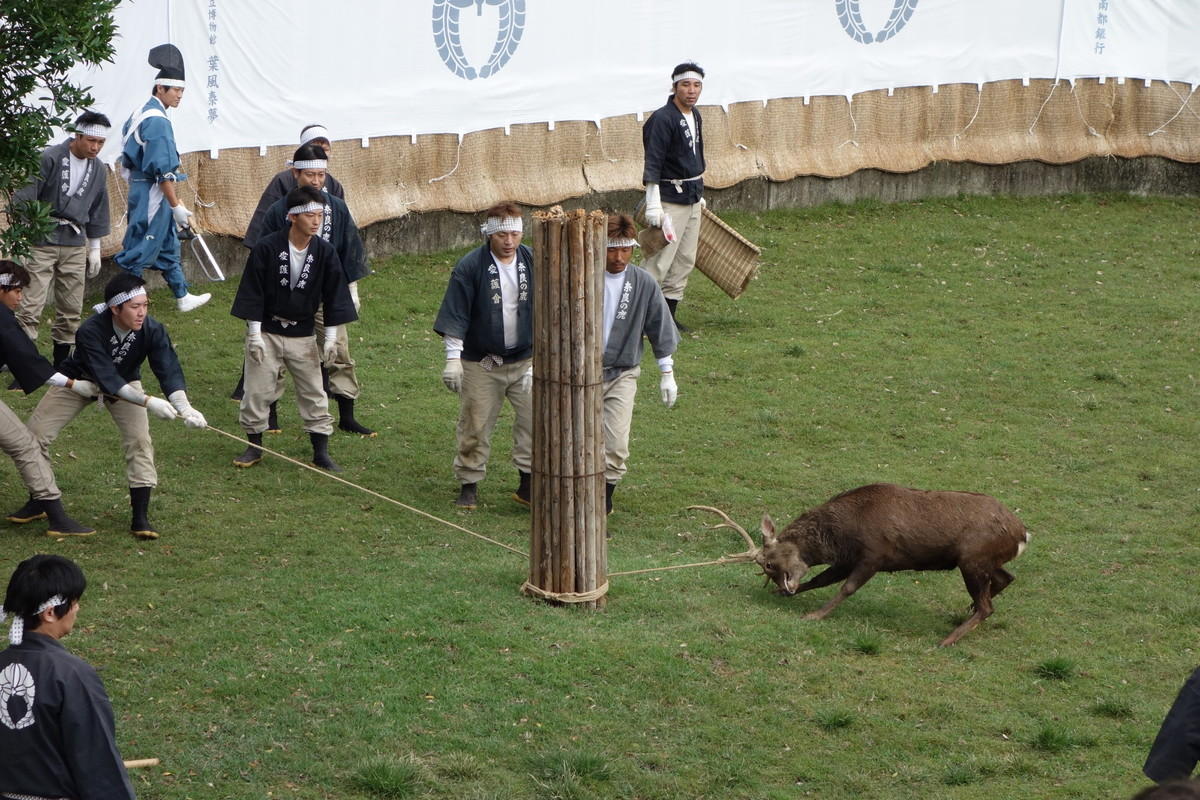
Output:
top-left (666, 175), bottom-right (703, 193)
top-left (270, 315), bottom-right (299, 328)
top-left (480, 354), bottom-right (504, 370)
top-left (51, 217), bottom-right (81, 234)
top-left (3, 792), bottom-right (71, 800)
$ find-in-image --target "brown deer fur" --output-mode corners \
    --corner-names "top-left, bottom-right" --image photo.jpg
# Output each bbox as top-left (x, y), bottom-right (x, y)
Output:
top-left (758, 483), bottom-right (1030, 646)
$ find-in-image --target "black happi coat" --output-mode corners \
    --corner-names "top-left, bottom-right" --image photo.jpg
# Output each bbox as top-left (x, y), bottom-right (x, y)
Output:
top-left (0, 633), bottom-right (135, 799)
top-left (642, 97), bottom-right (705, 206)
top-left (231, 228), bottom-right (357, 338)
top-left (60, 310), bottom-right (186, 397)
top-left (258, 193), bottom-right (370, 283)
top-left (433, 243), bottom-right (534, 362)
top-left (0, 304), bottom-right (53, 394)
top-left (1144, 665), bottom-right (1200, 782)
top-left (242, 170), bottom-right (345, 248)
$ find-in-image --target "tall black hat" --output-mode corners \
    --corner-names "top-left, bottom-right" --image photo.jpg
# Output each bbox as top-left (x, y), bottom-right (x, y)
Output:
top-left (148, 43), bottom-right (186, 87)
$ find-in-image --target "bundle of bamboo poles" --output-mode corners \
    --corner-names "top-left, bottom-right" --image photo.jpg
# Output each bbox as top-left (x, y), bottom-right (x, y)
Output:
top-left (524, 207), bottom-right (608, 608)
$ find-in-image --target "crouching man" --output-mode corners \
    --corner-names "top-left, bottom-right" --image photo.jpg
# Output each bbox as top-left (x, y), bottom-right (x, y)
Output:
top-left (0, 554), bottom-right (136, 799)
top-left (22, 273), bottom-right (208, 539)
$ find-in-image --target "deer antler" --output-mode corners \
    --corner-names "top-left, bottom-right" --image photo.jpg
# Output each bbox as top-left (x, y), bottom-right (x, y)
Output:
top-left (688, 505), bottom-right (761, 563)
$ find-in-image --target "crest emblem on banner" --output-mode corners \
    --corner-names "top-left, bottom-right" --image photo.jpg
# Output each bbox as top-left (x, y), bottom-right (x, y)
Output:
top-left (836, 0), bottom-right (918, 44)
top-left (432, 0), bottom-right (526, 79)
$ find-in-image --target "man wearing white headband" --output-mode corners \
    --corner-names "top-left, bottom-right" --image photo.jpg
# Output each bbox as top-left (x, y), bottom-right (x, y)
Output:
top-left (242, 123), bottom-right (346, 249)
top-left (433, 202), bottom-right (535, 509)
top-left (19, 273), bottom-right (209, 540)
top-left (242, 144), bottom-right (374, 437)
top-left (0, 555), bottom-right (136, 800)
top-left (599, 213), bottom-right (679, 519)
top-left (8, 110), bottom-right (113, 387)
top-left (642, 60), bottom-right (707, 332)
top-left (113, 43), bottom-right (211, 313)
top-left (231, 185), bottom-right (358, 473)
top-left (0, 261), bottom-right (95, 536)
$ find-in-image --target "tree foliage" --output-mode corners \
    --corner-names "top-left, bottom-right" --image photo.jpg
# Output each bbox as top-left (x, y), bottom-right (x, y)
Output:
top-left (0, 0), bottom-right (119, 259)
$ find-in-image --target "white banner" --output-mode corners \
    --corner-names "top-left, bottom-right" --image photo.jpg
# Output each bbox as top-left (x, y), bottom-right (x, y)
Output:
top-left (71, 0), bottom-right (1200, 163)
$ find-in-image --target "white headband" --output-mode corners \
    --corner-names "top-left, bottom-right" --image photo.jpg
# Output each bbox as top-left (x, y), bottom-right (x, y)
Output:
top-left (300, 126), bottom-right (331, 145)
top-left (481, 216), bottom-right (523, 235)
top-left (2, 595), bottom-right (66, 645)
top-left (289, 201), bottom-right (325, 215)
top-left (93, 285), bottom-right (147, 313)
top-left (76, 124), bottom-right (110, 138)
top-left (607, 238), bottom-right (639, 249)
top-left (157, 78), bottom-right (186, 88)
top-left (672, 70), bottom-right (704, 83)
top-left (0, 273), bottom-right (20, 287)
top-left (292, 159), bottom-right (327, 171)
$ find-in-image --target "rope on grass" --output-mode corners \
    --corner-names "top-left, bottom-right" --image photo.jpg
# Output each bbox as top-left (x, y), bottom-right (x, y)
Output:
top-left (202, 425), bottom-right (758, 581)
top-left (202, 423), bottom-right (528, 557)
top-left (520, 580), bottom-right (609, 603)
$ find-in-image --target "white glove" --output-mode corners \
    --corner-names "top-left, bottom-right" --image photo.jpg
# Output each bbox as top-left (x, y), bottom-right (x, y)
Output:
top-left (321, 326), bottom-right (340, 364)
top-left (171, 204), bottom-right (194, 228)
top-left (660, 370), bottom-right (678, 408)
top-left (68, 378), bottom-right (99, 398)
top-left (643, 183), bottom-right (663, 228)
top-left (349, 281), bottom-right (361, 313)
top-left (181, 408), bottom-right (207, 429)
top-left (442, 358), bottom-right (463, 393)
top-left (168, 390), bottom-right (207, 429)
top-left (145, 396), bottom-right (178, 420)
top-left (699, 196), bottom-right (707, 210)
top-left (86, 246), bottom-right (102, 278)
top-left (518, 365), bottom-right (533, 394)
top-left (247, 335), bottom-right (265, 365)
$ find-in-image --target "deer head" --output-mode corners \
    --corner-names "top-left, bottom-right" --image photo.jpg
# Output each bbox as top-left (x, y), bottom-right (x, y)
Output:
top-left (760, 514), bottom-right (811, 596)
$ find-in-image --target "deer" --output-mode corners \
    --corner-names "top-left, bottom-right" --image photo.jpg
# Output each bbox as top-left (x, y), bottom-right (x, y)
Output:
top-left (692, 483), bottom-right (1031, 646)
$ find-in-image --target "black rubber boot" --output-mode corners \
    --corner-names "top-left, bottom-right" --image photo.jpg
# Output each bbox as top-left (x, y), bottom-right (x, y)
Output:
top-left (267, 401), bottom-right (281, 433)
top-left (320, 364), bottom-right (332, 395)
top-left (310, 432), bottom-right (342, 473)
top-left (234, 432), bottom-right (263, 467)
top-left (665, 298), bottom-right (691, 333)
top-left (456, 483), bottom-right (478, 509)
top-left (40, 498), bottom-right (94, 537)
top-left (6, 377), bottom-right (21, 392)
top-left (51, 342), bottom-right (72, 370)
top-left (512, 470), bottom-right (532, 508)
top-left (335, 394), bottom-right (376, 437)
top-left (605, 482), bottom-right (615, 517)
top-left (230, 368), bottom-right (245, 401)
top-left (129, 486), bottom-right (158, 540)
top-left (6, 495), bottom-right (47, 523)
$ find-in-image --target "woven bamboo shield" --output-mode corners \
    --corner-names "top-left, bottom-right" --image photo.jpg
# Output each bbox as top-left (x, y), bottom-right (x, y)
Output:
top-left (694, 207), bottom-right (761, 299)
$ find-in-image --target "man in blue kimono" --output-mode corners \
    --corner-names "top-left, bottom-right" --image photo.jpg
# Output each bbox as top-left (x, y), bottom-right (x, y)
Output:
top-left (113, 44), bottom-right (210, 313)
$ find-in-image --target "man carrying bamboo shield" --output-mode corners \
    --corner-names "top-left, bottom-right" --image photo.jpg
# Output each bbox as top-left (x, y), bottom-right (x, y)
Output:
top-left (641, 61), bottom-right (707, 331)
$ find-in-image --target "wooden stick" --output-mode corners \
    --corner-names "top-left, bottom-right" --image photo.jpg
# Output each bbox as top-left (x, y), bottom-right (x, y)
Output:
top-left (123, 758), bottom-right (160, 769)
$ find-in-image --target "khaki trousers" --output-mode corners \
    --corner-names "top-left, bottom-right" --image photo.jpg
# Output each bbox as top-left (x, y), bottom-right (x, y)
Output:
top-left (640, 201), bottom-right (702, 301)
top-left (17, 244), bottom-right (87, 344)
top-left (601, 367), bottom-right (640, 484)
top-left (454, 357), bottom-right (532, 484)
top-left (0, 400), bottom-right (60, 499)
top-left (314, 306), bottom-right (359, 399)
top-left (29, 382), bottom-right (157, 488)
top-left (240, 332), bottom-right (333, 435)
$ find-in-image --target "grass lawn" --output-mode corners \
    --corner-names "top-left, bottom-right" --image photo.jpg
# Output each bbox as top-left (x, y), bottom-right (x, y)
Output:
top-left (2, 192), bottom-right (1197, 799)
